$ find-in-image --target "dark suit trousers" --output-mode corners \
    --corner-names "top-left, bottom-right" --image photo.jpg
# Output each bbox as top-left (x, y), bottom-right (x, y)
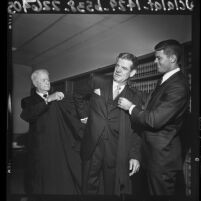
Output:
top-left (147, 169), bottom-right (185, 196)
top-left (82, 133), bottom-right (118, 194)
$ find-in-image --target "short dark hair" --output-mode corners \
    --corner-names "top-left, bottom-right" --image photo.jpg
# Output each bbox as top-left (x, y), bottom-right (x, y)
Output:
top-left (154, 39), bottom-right (182, 63)
top-left (116, 52), bottom-right (138, 70)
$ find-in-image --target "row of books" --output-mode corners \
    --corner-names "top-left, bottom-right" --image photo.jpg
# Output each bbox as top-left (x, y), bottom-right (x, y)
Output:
top-left (135, 62), bottom-right (159, 78)
top-left (130, 79), bottom-right (158, 93)
top-left (187, 51), bottom-right (192, 64)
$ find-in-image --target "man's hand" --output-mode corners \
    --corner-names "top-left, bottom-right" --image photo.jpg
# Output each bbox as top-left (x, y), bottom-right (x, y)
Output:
top-left (47, 92), bottom-right (64, 102)
top-left (118, 97), bottom-right (133, 111)
top-left (129, 159), bottom-right (140, 176)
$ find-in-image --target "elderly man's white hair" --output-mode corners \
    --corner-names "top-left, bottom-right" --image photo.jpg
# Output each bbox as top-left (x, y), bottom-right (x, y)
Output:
top-left (31, 69), bottom-right (49, 84)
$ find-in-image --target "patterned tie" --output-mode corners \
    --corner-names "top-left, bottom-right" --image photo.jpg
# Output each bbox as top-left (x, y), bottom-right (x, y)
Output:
top-left (113, 85), bottom-right (121, 100)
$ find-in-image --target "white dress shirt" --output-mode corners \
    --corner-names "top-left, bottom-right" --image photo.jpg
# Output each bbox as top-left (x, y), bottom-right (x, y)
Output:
top-left (160, 67), bottom-right (180, 84)
top-left (36, 91), bottom-right (49, 104)
top-left (113, 81), bottom-right (125, 94)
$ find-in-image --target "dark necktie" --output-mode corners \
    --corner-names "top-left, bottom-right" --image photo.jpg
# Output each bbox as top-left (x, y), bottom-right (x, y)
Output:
top-left (156, 77), bottom-right (163, 88)
top-left (43, 93), bottom-right (48, 98)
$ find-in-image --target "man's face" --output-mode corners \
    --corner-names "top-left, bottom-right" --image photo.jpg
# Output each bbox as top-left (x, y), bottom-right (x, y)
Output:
top-left (154, 50), bottom-right (172, 74)
top-left (35, 72), bottom-right (50, 93)
top-left (113, 58), bottom-right (135, 84)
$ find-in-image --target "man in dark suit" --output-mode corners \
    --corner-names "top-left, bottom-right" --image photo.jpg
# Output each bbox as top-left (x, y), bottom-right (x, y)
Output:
top-left (118, 40), bottom-right (190, 196)
top-left (74, 53), bottom-right (142, 195)
top-left (20, 69), bottom-right (83, 194)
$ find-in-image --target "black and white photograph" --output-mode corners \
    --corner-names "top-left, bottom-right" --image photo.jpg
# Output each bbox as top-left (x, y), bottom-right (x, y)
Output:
top-left (7, 1), bottom-right (199, 201)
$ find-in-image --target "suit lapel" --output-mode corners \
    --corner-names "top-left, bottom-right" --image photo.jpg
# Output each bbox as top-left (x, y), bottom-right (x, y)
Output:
top-left (119, 85), bottom-right (129, 99)
top-left (104, 78), bottom-right (113, 103)
top-left (33, 91), bottom-right (45, 103)
top-left (146, 78), bottom-right (162, 106)
top-left (147, 71), bottom-right (181, 108)
top-left (147, 83), bottom-right (165, 108)
top-left (161, 70), bottom-right (181, 87)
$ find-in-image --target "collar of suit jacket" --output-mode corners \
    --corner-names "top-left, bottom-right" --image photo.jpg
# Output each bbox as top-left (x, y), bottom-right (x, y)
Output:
top-left (161, 67), bottom-right (180, 84)
top-left (36, 91), bottom-right (49, 99)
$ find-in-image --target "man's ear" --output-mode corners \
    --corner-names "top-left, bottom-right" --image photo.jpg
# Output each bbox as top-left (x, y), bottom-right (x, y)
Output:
top-left (130, 69), bottom-right (137, 77)
top-left (32, 80), bottom-right (37, 88)
top-left (170, 54), bottom-right (177, 63)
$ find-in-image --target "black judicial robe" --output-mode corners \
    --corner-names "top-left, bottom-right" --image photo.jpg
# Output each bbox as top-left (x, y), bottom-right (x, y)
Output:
top-left (20, 92), bottom-right (84, 194)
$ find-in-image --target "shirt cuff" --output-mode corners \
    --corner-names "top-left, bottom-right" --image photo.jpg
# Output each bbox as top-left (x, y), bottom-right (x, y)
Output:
top-left (129, 105), bottom-right (135, 115)
top-left (80, 117), bottom-right (88, 124)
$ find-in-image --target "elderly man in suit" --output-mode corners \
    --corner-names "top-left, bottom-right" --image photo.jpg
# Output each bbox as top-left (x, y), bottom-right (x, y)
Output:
top-left (118, 39), bottom-right (190, 196)
top-left (74, 53), bottom-right (142, 195)
top-left (20, 69), bottom-right (84, 194)
top-left (20, 69), bottom-right (65, 193)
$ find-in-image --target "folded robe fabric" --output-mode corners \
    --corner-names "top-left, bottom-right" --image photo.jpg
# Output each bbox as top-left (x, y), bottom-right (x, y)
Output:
top-left (30, 97), bottom-right (84, 194)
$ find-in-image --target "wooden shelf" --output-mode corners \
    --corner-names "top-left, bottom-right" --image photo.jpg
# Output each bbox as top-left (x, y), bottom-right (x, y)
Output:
top-left (131, 73), bottom-right (162, 82)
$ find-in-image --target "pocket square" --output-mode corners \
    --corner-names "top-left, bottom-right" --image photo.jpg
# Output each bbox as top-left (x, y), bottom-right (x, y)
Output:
top-left (94, 88), bottom-right (101, 96)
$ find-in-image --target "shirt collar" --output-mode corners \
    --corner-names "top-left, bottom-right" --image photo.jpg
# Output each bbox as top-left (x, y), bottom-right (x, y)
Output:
top-left (161, 68), bottom-right (180, 84)
top-left (36, 91), bottom-right (48, 98)
top-left (113, 81), bottom-right (126, 92)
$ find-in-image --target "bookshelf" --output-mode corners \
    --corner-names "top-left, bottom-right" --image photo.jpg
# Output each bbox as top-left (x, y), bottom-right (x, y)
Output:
top-left (129, 52), bottom-right (161, 93)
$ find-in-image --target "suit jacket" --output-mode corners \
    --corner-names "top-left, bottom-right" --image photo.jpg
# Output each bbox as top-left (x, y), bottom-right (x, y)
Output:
top-left (20, 91), bottom-right (83, 194)
top-left (74, 75), bottom-right (142, 194)
top-left (131, 71), bottom-right (190, 173)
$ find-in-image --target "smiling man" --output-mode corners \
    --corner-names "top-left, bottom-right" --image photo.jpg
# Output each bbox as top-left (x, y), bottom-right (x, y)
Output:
top-left (74, 53), bottom-right (142, 195)
top-left (118, 40), bottom-right (190, 196)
